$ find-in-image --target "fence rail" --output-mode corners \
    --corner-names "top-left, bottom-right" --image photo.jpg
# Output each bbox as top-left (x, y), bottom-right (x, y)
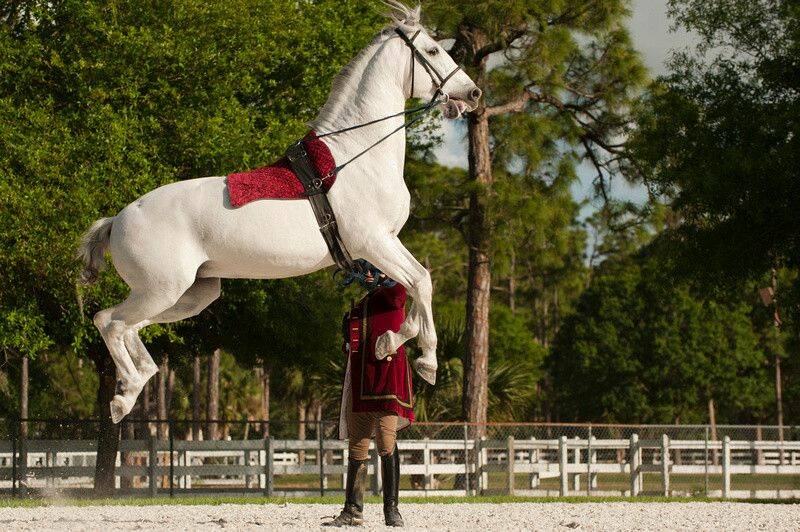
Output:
top-left (3, 420), bottom-right (800, 499)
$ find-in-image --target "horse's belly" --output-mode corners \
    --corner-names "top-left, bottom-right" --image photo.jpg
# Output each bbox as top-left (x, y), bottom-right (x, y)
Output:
top-left (199, 195), bottom-right (334, 279)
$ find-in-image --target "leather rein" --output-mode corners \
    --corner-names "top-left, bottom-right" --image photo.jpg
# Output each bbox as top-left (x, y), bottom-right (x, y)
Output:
top-left (285, 29), bottom-right (461, 274)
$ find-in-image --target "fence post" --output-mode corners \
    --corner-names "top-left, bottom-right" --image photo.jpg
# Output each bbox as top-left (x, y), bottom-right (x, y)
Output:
top-left (558, 436), bottom-right (568, 497)
top-left (530, 437), bottom-right (539, 489)
top-left (11, 422), bottom-right (17, 498)
top-left (18, 418), bottom-right (27, 497)
top-left (318, 421), bottom-right (325, 497)
top-left (629, 433), bottom-right (641, 497)
top-left (661, 434), bottom-right (670, 497)
top-left (169, 419), bottom-right (174, 498)
top-left (148, 432), bottom-right (158, 497)
top-left (506, 435), bottom-right (515, 495)
top-left (572, 436), bottom-right (580, 491)
top-left (722, 436), bottom-right (731, 499)
top-left (586, 427), bottom-right (592, 496)
top-left (264, 434), bottom-right (273, 497)
top-left (704, 425), bottom-right (710, 495)
top-left (463, 424), bottom-right (470, 497)
top-left (479, 436), bottom-right (488, 494)
top-left (423, 438), bottom-right (431, 492)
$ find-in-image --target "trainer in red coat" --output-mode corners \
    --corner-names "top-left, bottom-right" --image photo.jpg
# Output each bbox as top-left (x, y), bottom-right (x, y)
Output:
top-left (327, 260), bottom-right (413, 527)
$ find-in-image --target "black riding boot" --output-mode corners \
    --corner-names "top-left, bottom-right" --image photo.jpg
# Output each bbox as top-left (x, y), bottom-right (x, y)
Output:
top-left (381, 446), bottom-right (404, 527)
top-left (323, 457), bottom-right (368, 527)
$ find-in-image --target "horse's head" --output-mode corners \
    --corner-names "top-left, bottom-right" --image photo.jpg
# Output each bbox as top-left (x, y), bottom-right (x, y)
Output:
top-left (385, 2), bottom-right (481, 118)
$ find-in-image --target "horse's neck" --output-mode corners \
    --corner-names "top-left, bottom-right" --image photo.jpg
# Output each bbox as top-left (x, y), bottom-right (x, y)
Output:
top-left (311, 38), bottom-right (408, 168)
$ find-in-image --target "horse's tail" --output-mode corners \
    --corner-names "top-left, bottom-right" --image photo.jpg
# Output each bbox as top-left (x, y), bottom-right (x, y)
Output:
top-left (77, 217), bottom-right (114, 285)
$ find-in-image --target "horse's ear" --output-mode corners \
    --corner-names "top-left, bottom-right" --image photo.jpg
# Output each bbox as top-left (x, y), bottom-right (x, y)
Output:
top-left (382, 0), bottom-right (421, 28)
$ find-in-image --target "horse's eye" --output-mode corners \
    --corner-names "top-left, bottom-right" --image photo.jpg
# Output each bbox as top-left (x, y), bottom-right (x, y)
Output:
top-left (426, 47), bottom-right (439, 56)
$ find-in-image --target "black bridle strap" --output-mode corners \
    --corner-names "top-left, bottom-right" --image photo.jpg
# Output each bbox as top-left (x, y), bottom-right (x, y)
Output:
top-left (311, 28), bottom-right (461, 177)
top-left (394, 28), bottom-right (461, 98)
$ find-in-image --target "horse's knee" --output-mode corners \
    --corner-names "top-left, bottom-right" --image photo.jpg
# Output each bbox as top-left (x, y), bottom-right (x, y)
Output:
top-left (93, 309), bottom-right (112, 330)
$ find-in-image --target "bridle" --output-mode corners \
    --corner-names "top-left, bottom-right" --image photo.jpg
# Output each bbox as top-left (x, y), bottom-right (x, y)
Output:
top-left (394, 28), bottom-right (462, 105)
top-left (312, 28), bottom-right (463, 178)
top-left (285, 27), bottom-right (466, 276)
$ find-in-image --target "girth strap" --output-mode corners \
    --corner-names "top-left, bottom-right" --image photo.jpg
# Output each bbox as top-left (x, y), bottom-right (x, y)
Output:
top-left (286, 141), bottom-right (357, 273)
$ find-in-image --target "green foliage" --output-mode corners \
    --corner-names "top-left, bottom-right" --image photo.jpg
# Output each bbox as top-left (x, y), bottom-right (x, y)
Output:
top-left (0, 0), bottom-right (380, 418)
top-left (632, 0), bottom-right (800, 284)
top-left (549, 254), bottom-right (773, 423)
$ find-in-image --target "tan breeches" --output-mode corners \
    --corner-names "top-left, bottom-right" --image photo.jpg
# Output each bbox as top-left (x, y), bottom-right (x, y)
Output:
top-left (347, 411), bottom-right (398, 461)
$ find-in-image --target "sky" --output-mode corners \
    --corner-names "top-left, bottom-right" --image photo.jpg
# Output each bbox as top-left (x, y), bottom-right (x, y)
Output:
top-left (432, 0), bottom-right (697, 218)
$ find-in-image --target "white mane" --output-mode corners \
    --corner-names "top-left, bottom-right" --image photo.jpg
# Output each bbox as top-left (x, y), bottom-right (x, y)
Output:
top-left (311, 2), bottom-right (423, 129)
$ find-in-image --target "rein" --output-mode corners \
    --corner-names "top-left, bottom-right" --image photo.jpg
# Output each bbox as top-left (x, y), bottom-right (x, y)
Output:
top-left (285, 27), bottom-right (462, 274)
top-left (312, 28), bottom-right (462, 179)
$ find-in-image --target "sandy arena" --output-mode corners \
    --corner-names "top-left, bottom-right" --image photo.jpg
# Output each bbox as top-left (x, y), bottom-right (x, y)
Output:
top-left (0, 502), bottom-right (798, 531)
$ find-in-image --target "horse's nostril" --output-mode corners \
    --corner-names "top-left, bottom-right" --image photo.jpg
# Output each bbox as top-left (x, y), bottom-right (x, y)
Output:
top-left (470, 87), bottom-right (483, 101)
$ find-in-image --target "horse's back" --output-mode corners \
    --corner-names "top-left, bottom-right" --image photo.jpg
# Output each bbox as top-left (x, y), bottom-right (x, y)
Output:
top-left (109, 176), bottom-right (332, 283)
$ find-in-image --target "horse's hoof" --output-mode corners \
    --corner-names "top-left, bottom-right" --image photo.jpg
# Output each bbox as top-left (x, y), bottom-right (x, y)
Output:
top-left (413, 358), bottom-right (437, 385)
top-left (109, 395), bottom-right (131, 424)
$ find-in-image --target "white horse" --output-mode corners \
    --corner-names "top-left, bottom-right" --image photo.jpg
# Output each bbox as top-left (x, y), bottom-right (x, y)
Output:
top-left (77, 2), bottom-right (481, 423)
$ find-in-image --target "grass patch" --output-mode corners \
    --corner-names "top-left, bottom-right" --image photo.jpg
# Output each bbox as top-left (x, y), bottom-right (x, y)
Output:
top-left (2, 494), bottom-right (797, 508)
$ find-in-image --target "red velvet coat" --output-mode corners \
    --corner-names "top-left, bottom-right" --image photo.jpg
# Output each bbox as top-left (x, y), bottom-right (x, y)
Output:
top-left (342, 283), bottom-right (414, 424)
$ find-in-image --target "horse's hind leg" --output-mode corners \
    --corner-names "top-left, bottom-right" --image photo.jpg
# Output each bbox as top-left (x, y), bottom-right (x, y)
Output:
top-left (124, 277), bottom-right (221, 379)
top-left (94, 280), bottom-right (194, 423)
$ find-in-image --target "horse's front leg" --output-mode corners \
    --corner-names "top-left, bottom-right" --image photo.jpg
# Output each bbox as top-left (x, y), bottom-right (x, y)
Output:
top-left (364, 237), bottom-right (438, 385)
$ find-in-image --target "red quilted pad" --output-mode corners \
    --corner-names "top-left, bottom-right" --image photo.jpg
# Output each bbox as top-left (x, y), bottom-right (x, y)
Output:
top-left (227, 131), bottom-right (336, 207)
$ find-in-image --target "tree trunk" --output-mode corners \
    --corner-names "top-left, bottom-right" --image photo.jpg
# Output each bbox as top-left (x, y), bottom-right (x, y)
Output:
top-left (166, 369), bottom-right (175, 421)
top-left (156, 354), bottom-right (168, 439)
top-left (708, 397), bottom-right (719, 466)
top-left (297, 401), bottom-right (306, 463)
top-left (19, 354), bottom-right (28, 439)
top-left (206, 348), bottom-right (220, 440)
top-left (462, 102), bottom-right (492, 437)
top-left (260, 366), bottom-right (270, 438)
top-left (193, 354), bottom-right (202, 440)
top-left (93, 351), bottom-right (120, 497)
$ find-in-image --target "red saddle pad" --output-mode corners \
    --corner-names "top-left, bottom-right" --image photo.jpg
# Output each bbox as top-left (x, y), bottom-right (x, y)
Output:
top-left (226, 131), bottom-right (336, 207)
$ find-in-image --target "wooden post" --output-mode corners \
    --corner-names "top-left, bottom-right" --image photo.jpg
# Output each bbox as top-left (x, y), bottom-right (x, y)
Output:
top-left (423, 438), bottom-right (431, 492)
top-left (530, 437), bottom-right (539, 489)
top-left (704, 426), bottom-right (710, 495)
top-left (463, 424), bottom-right (471, 496)
top-left (264, 435), bottom-right (273, 497)
top-left (661, 434), bottom-right (670, 497)
top-left (572, 436), bottom-right (580, 491)
top-left (722, 436), bottom-right (731, 499)
top-left (630, 433), bottom-right (641, 497)
top-left (318, 421), bottom-right (325, 497)
top-left (148, 433), bottom-right (158, 497)
top-left (479, 436), bottom-right (488, 493)
top-left (558, 436), bottom-right (568, 497)
top-left (506, 435), bottom-right (515, 495)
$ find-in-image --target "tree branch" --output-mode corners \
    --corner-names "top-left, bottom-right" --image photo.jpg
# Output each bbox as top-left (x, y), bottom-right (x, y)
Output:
top-left (485, 91), bottom-right (533, 117)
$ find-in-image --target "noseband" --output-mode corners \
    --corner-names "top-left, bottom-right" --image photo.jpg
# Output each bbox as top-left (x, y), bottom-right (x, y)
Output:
top-left (394, 28), bottom-right (462, 103)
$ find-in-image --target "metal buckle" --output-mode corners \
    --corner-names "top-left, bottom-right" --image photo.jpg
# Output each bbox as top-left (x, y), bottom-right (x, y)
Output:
top-left (287, 142), bottom-right (307, 162)
top-left (312, 178), bottom-right (323, 189)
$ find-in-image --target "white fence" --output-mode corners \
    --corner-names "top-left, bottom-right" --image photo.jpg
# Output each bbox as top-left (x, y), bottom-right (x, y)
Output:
top-left (2, 434), bottom-right (799, 499)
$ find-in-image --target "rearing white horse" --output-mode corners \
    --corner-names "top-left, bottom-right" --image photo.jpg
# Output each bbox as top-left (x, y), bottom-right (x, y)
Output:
top-left (77, 2), bottom-right (481, 423)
